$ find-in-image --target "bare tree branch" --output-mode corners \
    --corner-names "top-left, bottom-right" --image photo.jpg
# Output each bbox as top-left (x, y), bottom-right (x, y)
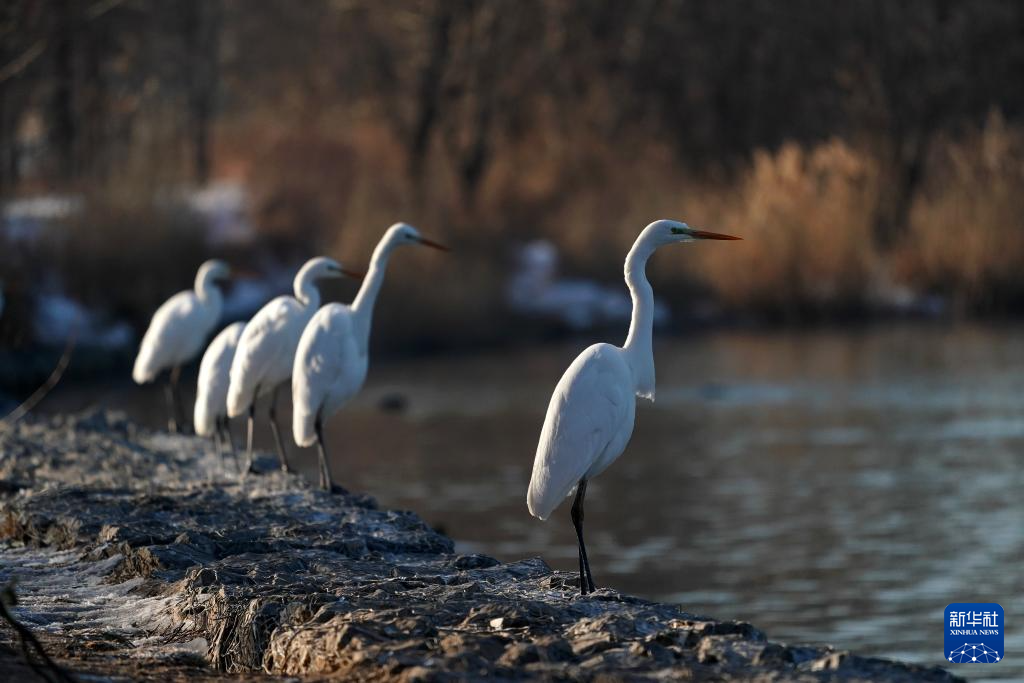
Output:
top-left (0, 39), bottom-right (46, 84)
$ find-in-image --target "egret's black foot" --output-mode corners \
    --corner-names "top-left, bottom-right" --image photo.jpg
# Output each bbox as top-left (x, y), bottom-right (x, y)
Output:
top-left (321, 482), bottom-right (349, 495)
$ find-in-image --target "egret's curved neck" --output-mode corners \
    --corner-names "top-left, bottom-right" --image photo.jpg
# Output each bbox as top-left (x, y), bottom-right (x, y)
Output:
top-left (195, 270), bottom-right (223, 315)
top-left (350, 237), bottom-right (397, 352)
top-left (292, 264), bottom-right (322, 309)
top-left (622, 237), bottom-right (657, 400)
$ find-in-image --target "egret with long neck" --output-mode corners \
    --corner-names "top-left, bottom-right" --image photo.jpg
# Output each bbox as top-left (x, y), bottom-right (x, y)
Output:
top-left (527, 220), bottom-right (740, 595)
top-left (292, 223), bottom-right (448, 492)
top-left (227, 257), bottom-right (357, 473)
top-left (133, 259), bottom-right (230, 433)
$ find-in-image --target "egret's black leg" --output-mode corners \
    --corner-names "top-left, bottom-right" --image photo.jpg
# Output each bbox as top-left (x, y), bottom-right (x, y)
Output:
top-left (219, 416), bottom-right (238, 473)
top-left (581, 480), bottom-right (596, 592)
top-left (164, 379), bottom-right (178, 434)
top-left (213, 422), bottom-right (224, 458)
top-left (222, 416), bottom-right (237, 465)
top-left (577, 544), bottom-right (586, 594)
top-left (245, 401), bottom-right (257, 475)
top-left (315, 417), bottom-right (348, 495)
top-left (268, 384), bottom-right (293, 473)
top-left (571, 479), bottom-right (596, 594)
top-left (314, 417), bottom-right (329, 490)
top-left (169, 365), bottom-right (187, 433)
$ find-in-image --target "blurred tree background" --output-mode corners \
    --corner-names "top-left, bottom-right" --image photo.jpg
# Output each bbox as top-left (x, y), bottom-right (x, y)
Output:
top-left (3, 0), bottom-right (1024, 350)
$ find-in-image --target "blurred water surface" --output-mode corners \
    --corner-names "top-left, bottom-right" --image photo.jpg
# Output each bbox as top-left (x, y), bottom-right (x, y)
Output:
top-left (49, 324), bottom-right (1023, 681)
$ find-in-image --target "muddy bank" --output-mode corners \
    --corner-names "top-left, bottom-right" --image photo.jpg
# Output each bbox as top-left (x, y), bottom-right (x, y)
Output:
top-left (0, 411), bottom-right (960, 681)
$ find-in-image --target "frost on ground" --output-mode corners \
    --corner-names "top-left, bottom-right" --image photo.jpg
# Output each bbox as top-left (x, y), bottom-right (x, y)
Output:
top-left (0, 410), bottom-right (962, 681)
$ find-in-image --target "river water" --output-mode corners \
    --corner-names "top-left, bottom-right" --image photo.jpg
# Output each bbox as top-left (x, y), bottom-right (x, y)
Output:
top-left (45, 324), bottom-right (1023, 681)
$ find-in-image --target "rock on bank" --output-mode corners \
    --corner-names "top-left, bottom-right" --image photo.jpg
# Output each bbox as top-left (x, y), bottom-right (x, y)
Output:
top-left (0, 411), bottom-right (961, 681)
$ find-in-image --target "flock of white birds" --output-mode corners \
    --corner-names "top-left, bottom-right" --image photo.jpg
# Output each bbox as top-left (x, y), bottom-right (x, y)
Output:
top-left (132, 219), bottom-right (740, 594)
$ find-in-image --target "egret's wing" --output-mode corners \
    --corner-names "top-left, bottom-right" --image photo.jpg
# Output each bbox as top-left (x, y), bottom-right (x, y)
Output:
top-left (227, 297), bottom-right (302, 415)
top-left (292, 304), bottom-right (355, 446)
top-left (133, 291), bottom-right (203, 383)
top-left (527, 344), bottom-right (634, 520)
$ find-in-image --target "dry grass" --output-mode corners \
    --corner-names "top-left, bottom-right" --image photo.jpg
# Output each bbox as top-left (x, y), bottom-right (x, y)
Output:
top-left (895, 112), bottom-right (1024, 311)
top-left (225, 111), bottom-right (1024, 332)
top-left (11, 112), bottom-right (1024, 357)
top-left (691, 114), bottom-right (1024, 319)
top-left (217, 117), bottom-right (513, 349)
top-left (695, 140), bottom-right (882, 319)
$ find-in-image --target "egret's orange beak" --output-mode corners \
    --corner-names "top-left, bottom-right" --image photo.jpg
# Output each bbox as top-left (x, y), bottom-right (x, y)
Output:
top-left (341, 268), bottom-right (365, 279)
top-left (418, 237), bottom-right (450, 252)
top-left (690, 229), bottom-right (743, 240)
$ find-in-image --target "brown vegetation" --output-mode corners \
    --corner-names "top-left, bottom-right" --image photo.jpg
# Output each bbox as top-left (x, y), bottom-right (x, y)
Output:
top-left (3, 0), bottom-right (1024, 348)
top-left (898, 114), bottom-right (1024, 312)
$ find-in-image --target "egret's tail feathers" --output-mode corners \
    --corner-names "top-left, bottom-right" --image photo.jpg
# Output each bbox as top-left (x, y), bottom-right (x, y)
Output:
top-left (292, 403), bottom-right (317, 448)
top-left (291, 358), bottom-right (319, 447)
top-left (132, 348), bottom-right (158, 384)
top-left (526, 481), bottom-right (556, 521)
top-left (226, 370), bottom-right (256, 419)
top-left (526, 495), bottom-right (550, 521)
top-left (194, 401), bottom-right (215, 438)
top-left (527, 472), bottom-right (579, 522)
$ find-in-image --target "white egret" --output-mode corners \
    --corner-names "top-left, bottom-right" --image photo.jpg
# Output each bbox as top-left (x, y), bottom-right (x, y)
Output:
top-left (526, 220), bottom-right (741, 594)
top-left (194, 321), bottom-right (246, 469)
top-left (133, 259), bottom-right (230, 432)
top-left (227, 257), bottom-right (359, 473)
top-left (292, 223), bottom-right (448, 492)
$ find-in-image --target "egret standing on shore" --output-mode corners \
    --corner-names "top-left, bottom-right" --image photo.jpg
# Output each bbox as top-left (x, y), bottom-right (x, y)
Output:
top-left (194, 321), bottom-right (246, 469)
top-left (228, 257), bottom-right (359, 473)
top-left (526, 220), bottom-right (741, 595)
top-left (133, 259), bottom-right (230, 433)
top-left (292, 223), bottom-right (448, 492)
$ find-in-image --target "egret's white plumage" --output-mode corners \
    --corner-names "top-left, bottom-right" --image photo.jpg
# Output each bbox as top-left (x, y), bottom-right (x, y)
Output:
top-left (226, 257), bottom-right (346, 418)
top-left (526, 219), bottom-right (741, 593)
top-left (527, 343), bottom-right (636, 521)
top-left (132, 259), bottom-right (230, 384)
top-left (292, 223), bottom-right (447, 491)
top-left (292, 303), bottom-right (364, 448)
top-left (226, 256), bottom-right (351, 472)
top-left (194, 322), bottom-right (246, 438)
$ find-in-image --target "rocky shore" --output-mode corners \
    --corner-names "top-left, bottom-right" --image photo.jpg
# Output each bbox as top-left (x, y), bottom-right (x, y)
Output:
top-left (0, 411), bottom-right (961, 681)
